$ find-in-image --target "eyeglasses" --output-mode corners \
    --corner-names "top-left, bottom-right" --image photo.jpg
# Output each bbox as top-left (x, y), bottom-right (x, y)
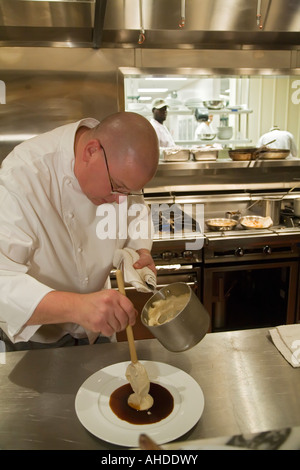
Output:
top-left (101, 145), bottom-right (144, 196)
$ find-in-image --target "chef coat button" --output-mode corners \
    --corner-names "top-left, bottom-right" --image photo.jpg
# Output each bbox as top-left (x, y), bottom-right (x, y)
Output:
top-left (66, 178), bottom-right (71, 185)
top-left (68, 212), bottom-right (74, 219)
top-left (77, 247), bottom-right (83, 253)
top-left (84, 277), bottom-right (89, 283)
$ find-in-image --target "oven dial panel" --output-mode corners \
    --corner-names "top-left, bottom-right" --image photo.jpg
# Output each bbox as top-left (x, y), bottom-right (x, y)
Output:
top-left (263, 245), bottom-right (272, 255)
top-left (161, 251), bottom-right (176, 260)
top-left (235, 247), bottom-right (244, 257)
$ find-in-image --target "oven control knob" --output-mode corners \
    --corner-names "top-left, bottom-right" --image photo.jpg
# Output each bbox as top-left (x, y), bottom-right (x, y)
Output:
top-left (161, 251), bottom-right (173, 260)
top-left (263, 245), bottom-right (272, 255)
top-left (182, 250), bottom-right (193, 259)
top-left (235, 247), bottom-right (244, 257)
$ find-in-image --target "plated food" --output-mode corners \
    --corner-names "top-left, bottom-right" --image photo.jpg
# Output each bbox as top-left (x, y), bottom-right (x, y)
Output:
top-left (75, 361), bottom-right (205, 446)
top-left (239, 215), bottom-right (273, 229)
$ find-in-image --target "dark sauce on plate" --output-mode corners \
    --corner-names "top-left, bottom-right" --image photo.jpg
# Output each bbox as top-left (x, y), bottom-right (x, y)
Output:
top-left (109, 382), bottom-right (174, 425)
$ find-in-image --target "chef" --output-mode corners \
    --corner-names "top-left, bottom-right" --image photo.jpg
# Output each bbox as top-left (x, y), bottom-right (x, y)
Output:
top-left (150, 99), bottom-right (176, 148)
top-left (194, 111), bottom-right (215, 140)
top-left (0, 112), bottom-right (159, 350)
top-left (257, 125), bottom-right (298, 158)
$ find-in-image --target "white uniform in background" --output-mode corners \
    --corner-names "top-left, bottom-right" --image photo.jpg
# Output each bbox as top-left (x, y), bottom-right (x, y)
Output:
top-left (257, 127), bottom-right (298, 158)
top-left (194, 121), bottom-right (215, 140)
top-left (150, 118), bottom-right (175, 148)
top-left (0, 119), bottom-right (152, 344)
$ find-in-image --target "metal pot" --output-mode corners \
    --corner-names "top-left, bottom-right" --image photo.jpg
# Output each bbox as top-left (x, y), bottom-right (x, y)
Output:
top-left (261, 196), bottom-right (282, 225)
top-left (202, 100), bottom-right (224, 110)
top-left (294, 197), bottom-right (300, 217)
top-left (226, 210), bottom-right (241, 221)
top-left (228, 148), bottom-right (258, 161)
top-left (257, 148), bottom-right (290, 160)
top-left (205, 218), bottom-right (238, 231)
top-left (141, 283), bottom-right (210, 352)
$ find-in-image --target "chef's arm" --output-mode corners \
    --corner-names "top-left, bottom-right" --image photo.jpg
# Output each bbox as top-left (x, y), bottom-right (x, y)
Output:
top-left (26, 288), bottom-right (137, 338)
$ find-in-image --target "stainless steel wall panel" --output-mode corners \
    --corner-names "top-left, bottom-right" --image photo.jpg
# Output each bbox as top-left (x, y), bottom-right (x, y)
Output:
top-left (0, 0), bottom-right (299, 49)
top-left (0, 47), bottom-right (135, 161)
top-left (136, 49), bottom-right (294, 71)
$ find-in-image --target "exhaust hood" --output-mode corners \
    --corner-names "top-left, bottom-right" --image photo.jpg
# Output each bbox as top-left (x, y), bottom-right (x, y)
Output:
top-left (0, 0), bottom-right (299, 49)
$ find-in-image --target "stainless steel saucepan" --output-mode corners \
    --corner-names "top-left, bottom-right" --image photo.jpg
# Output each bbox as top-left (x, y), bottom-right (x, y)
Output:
top-left (141, 282), bottom-right (210, 352)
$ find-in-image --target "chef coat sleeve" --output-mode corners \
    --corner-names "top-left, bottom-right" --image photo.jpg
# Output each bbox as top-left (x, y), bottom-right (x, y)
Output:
top-left (0, 188), bottom-right (54, 341)
top-left (289, 135), bottom-right (298, 158)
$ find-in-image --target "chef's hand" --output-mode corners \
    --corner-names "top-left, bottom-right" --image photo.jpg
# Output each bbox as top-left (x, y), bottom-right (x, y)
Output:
top-left (133, 248), bottom-right (157, 275)
top-left (76, 289), bottom-right (138, 336)
top-left (28, 289), bottom-right (138, 338)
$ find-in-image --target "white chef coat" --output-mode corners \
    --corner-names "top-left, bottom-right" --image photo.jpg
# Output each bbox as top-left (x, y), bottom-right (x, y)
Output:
top-left (0, 119), bottom-right (152, 344)
top-left (150, 118), bottom-right (175, 148)
top-left (194, 122), bottom-right (215, 140)
top-left (257, 129), bottom-right (298, 158)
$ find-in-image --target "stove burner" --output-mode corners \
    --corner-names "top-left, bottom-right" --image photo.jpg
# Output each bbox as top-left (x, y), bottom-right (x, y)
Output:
top-left (280, 209), bottom-right (300, 228)
top-left (151, 204), bottom-right (200, 235)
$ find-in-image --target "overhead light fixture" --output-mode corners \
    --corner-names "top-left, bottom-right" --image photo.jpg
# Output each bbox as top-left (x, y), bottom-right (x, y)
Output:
top-left (0, 134), bottom-right (37, 142)
top-left (145, 77), bottom-right (187, 81)
top-left (139, 96), bottom-right (152, 101)
top-left (138, 88), bottom-right (168, 93)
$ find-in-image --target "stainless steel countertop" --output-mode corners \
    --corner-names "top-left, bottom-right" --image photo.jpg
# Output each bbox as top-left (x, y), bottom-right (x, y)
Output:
top-left (0, 327), bottom-right (300, 450)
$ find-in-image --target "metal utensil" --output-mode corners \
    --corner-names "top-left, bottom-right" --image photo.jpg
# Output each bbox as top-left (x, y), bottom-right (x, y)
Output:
top-left (244, 183), bottom-right (300, 220)
top-left (254, 138), bottom-right (277, 155)
top-left (247, 139), bottom-right (277, 167)
top-left (139, 434), bottom-right (162, 450)
top-left (205, 218), bottom-right (238, 231)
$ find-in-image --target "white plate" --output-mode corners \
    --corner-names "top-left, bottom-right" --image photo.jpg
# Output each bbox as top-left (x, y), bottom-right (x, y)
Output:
top-left (75, 361), bottom-right (204, 447)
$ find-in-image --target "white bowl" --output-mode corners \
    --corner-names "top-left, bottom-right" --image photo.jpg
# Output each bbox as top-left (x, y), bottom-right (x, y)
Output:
top-left (217, 126), bottom-right (233, 140)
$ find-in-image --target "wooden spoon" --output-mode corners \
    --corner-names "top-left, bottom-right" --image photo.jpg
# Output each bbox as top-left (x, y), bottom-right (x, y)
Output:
top-left (116, 270), bottom-right (138, 363)
top-left (116, 269), bottom-right (153, 411)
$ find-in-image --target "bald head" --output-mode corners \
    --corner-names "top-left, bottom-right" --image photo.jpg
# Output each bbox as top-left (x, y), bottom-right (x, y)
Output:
top-left (74, 112), bottom-right (159, 204)
top-left (91, 112), bottom-right (159, 184)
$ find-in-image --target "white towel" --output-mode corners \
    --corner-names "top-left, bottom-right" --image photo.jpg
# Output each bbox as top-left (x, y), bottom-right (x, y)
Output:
top-left (113, 247), bottom-right (157, 293)
top-left (269, 324), bottom-right (300, 368)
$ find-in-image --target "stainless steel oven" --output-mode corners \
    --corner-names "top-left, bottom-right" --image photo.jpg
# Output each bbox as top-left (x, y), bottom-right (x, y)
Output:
top-left (113, 187), bottom-right (300, 339)
top-left (203, 229), bottom-right (300, 331)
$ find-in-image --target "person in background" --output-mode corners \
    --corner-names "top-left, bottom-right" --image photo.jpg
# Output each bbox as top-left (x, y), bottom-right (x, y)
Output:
top-left (150, 99), bottom-right (176, 148)
top-left (0, 112), bottom-right (159, 351)
top-left (194, 110), bottom-right (216, 140)
top-left (257, 125), bottom-right (298, 158)
top-left (208, 114), bottom-right (215, 131)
